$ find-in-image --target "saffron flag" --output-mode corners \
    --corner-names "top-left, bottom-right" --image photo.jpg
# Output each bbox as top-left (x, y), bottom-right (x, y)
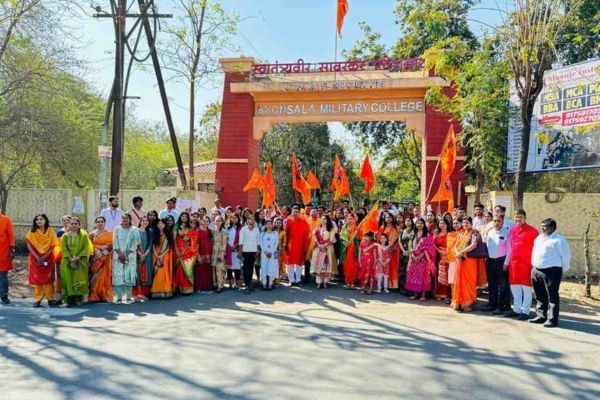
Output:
top-left (334, 166), bottom-right (351, 200)
top-left (291, 153), bottom-right (312, 205)
top-left (262, 162), bottom-right (276, 208)
top-left (306, 171), bottom-right (321, 190)
top-left (337, 0), bottom-right (349, 38)
top-left (243, 169), bottom-right (265, 192)
top-left (430, 125), bottom-right (457, 211)
top-left (360, 154), bottom-right (375, 193)
top-left (356, 202), bottom-right (379, 240)
top-left (330, 154), bottom-right (342, 192)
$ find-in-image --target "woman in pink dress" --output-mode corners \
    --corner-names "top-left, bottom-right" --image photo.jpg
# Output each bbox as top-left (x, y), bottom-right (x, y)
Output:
top-left (404, 218), bottom-right (437, 301)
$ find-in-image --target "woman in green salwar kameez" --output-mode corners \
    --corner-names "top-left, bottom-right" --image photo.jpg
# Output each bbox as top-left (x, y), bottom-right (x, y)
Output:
top-left (60, 217), bottom-right (93, 306)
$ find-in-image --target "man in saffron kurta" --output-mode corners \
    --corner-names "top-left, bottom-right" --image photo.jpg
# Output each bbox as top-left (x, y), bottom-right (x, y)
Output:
top-left (0, 213), bottom-right (16, 304)
top-left (505, 209), bottom-right (539, 318)
top-left (285, 206), bottom-right (310, 286)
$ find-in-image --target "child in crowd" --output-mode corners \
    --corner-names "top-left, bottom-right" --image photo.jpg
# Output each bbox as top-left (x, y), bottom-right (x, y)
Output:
top-left (375, 233), bottom-right (391, 294)
top-left (260, 220), bottom-right (278, 290)
top-left (358, 231), bottom-right (377, 295)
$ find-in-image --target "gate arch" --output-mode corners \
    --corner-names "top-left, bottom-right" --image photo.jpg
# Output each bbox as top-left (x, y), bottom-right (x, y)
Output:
top-left (215, 57), bottom-right (464, 208)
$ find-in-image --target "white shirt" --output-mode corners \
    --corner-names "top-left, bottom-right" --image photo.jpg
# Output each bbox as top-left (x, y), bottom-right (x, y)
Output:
top-left (486, 226), bottom-right (510, 259)
top-left (472, 215), bottom-right (486, 229)
top-left (159, 208), bottom-right (180, 220)
top-left (531, 232), bottom-right (571, 271)
top-left (239, 226), bottom-right (260, 252)
top-left (100, 207), bottom-right (123, 231)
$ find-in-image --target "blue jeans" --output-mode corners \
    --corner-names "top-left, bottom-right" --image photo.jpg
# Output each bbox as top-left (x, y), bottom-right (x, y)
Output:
top-left (0, 271), bottom-right (8, 298)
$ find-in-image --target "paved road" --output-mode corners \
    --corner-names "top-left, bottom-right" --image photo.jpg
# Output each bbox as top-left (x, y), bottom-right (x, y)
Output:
top-left (1, 284), bottom-right (599, 400)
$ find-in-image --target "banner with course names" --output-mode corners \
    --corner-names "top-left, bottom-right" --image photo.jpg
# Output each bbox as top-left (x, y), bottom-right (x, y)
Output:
top-left (507, 58), bottom-right (600, 172)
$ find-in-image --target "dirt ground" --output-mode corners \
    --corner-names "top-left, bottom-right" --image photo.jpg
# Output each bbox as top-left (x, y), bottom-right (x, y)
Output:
top-left (7, 256), bottom-right (599, 312)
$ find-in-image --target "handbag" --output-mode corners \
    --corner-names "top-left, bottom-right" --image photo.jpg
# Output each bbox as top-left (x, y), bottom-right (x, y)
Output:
top-left (467, 230), bottom-right (488, 259)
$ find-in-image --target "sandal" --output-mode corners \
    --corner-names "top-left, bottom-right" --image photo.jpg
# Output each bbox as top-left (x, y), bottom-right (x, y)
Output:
top-left (409, 295), bottom-right (418, 300)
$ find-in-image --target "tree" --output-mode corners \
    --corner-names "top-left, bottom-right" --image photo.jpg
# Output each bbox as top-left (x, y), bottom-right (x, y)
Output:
top-left (260, 123), bottom-right (360, 205)
top-left (423, 36), bottom-right (509, 201)
top-left (503, 0), bottom-right (583, 209)
top-left (160, 0), bottom-right (238, 189)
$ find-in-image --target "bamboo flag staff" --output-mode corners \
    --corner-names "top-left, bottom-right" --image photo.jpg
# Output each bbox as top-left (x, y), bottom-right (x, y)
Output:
top-left (428, 125), bottom-right (457, 212)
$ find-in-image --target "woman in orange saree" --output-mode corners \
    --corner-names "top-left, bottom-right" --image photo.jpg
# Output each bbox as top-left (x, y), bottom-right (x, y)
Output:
top-left (26, 213), bottom-right (61, 307)
top-left (150, 219), bottom-right (174, 298)
top-left (377, 212), bottom-right (400, 289)
top-left (452, 217), bottom-right (480, 312)
top-left (88, 216), bottom-right (114, 302)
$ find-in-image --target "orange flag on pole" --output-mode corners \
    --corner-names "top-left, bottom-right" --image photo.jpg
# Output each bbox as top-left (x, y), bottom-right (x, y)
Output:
top-left (431, 125), bottom-right (457, 211)
top-left (356, 202), bottom-right (379, 240)
top-left (291, 153), bottom-right (312, 205)
top-left (334, 166), bottom-right (351, 200)
top-left (243, 169), bottom-right (266, 192)
top-left (337, 0), bottom-right (349, 38)
top-left (330, 154), bottom-right (341, 191)
top-left (262, 162), bottom-right (276, 208)
top-left (306, 171), bottom-right (321, 190)
top-left (360, 154), bottom-right (375, 193)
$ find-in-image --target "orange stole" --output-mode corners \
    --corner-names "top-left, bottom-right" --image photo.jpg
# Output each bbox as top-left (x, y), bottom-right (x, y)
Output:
top-left (452, 231), bottom-right (478, 308)
top-left (89, 232), bottom-right (114, 302)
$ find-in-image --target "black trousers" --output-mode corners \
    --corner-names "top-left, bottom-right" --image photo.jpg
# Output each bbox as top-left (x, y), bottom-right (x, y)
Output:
top-left (226, 269), bottom-right (241, 281)
top-left (304, 260), bottom-right (311, 282)
top-left (242, 252), bottom-right (256, 290)
top-left (531, 266), bottom-right (563, 323)
top-left (486, 256), bottom-right (510, 309)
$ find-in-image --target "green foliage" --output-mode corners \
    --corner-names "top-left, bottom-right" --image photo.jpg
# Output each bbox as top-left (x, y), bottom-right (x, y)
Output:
top-left (121, 121), bottom-right (177, 190)
top-left (392, 0), bottom-right (478, 58)
top-left (260, 123), bottom-right (360, 205)
top-left (559, 0), bottom-right (600, 64)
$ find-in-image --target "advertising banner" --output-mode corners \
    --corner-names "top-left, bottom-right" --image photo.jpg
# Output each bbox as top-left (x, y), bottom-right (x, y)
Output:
top-left (507, 59), bottom-right (600, 172)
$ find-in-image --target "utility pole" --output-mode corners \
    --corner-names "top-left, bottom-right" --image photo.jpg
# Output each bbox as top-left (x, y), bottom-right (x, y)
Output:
top-left (111, 0), bottom-right (126, 196)
top-left (94, 1), bottom-right (175, 198)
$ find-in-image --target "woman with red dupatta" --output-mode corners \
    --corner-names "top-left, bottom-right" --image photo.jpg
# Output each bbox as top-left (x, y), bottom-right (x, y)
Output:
top-left (405, 218), bottom-right (437, 301)
top-left (88, 216), bottom-right (114, 302)
top-left (452, 217), bottom-right (481, 312)
top-left (26, 213), bottom-right (61, 307)
top-left (195, 216), bottom-right (213, 293)
top-left (377, 212), bottom-right (401, 289)
top-left (172, 212), bottom-right (197, 295)
top-left (340, 215), bottom-right (359, 289)
top-left (434, 219), bottom-right (452, 301)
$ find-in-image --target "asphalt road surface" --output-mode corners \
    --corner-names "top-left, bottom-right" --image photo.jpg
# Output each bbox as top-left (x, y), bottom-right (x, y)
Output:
top-left (2, 284), bottom-right (599, 400)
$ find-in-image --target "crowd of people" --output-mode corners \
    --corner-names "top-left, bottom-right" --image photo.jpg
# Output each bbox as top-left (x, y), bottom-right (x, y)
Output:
top-left (0, 195), bottom-right (572, 327)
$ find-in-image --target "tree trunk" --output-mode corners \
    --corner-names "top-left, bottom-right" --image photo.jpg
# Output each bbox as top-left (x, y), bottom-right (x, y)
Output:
top-left (188, 78), bottom-right (195, 190)
top-left (514, 99), bottom-right (534, 210)
top-left (0, 187), bottom-right (8, 214)
top-left (474, 160), bottom-right (484, 204)
top-left (584, 223), bottom-right (592, 298)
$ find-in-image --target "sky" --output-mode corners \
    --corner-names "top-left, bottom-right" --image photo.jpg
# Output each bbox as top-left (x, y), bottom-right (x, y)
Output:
top-left (74, 0), bottom-right (505, 148)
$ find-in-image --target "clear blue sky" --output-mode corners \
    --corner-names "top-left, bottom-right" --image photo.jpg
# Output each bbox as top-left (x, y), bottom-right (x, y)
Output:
top-left (77, 0), bottom-right (503, 140)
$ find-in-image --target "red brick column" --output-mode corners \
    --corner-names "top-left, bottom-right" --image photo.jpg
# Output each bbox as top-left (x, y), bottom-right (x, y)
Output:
top-left (422, 95), bottom-right (465, 212)
top-left (215, 70), bottom-right (259, 208)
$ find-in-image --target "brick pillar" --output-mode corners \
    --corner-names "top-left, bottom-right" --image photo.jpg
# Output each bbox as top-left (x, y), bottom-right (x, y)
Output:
top-left (422, 91), bottom-right (465, 212)
top-left (215, 69), bottom-right (259, 208)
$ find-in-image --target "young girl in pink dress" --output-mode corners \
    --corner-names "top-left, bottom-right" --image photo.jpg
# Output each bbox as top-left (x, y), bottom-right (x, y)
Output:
top-left (358, 231), bottom-right (377, 295)
top-left (375, 233), bottom-right (391, 293)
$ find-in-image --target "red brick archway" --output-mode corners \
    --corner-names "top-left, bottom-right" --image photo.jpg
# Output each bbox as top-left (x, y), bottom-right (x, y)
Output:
top-left (215, 57), bottom-right (464, 209)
